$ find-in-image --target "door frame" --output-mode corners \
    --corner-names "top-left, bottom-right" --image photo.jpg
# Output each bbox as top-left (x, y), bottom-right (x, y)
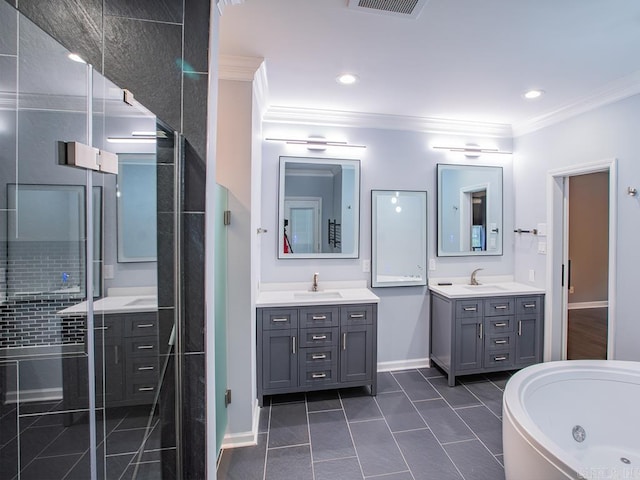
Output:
top-left (545, 158), bottom-right (617, 361)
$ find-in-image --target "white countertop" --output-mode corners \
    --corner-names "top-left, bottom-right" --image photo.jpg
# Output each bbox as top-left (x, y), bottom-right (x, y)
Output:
top-left (428, 276), bottom-right (544, 299)
top-left (57, 287), bottom-right (157, 315)
top-left (257, 280), bottom-right (380, 307)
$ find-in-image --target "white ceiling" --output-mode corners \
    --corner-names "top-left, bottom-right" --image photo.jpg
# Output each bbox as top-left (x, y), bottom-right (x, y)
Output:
top-left (219, 0), bottom-right (640, 135)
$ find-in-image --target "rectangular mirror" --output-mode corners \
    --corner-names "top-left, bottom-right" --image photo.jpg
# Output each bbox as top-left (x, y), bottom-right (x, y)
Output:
top-left (372, 190), bottom-right (427, 287)
top-left (437, 164), bottom-right (503, 256)
top-left (278, 156), bottom-right (360, 259)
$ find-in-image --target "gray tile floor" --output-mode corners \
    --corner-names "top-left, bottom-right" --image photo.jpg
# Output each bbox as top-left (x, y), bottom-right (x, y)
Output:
top-left (217, 367), bottom-right (509, 480)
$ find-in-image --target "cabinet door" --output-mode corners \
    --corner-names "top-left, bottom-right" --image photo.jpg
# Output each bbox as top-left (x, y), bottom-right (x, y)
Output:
top-left (262, 329), bottom-right (297, 390)
top-left (515, 315), bottom-right (542, 366)
top-left (340, 324), bottom-right (373, 383)
top-left (455, 317), bottom-right (482, 371)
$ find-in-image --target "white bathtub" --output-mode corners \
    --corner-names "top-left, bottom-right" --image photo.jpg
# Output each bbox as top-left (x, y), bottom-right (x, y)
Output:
top-left (503, 360), bottom-right (640, 480)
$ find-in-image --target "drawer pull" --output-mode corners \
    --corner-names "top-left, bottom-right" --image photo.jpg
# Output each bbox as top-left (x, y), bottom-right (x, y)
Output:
top-left (524, 303), bottom-right (536, 308)
top-left (312, 335), bottom-right (327, 340)
top-left (349, 313), bottom-right (365, 319)
top-left (95, 326), bottom-right (109, 331)
top-left (137, 366), bottom-right (155, 371)
top-left (272, 317), bottom-right (289, 323)
top-left (494, 305), bottom-right (508, 310)
top-left (494, 322), bottom-right (507, 327)
top-left (312, 354), bottom-right (327, 360)
top-left (494, 339), bottom-right (507, 345)
top-left (138, 387), bottom-right (155, 392)
top-left (494, 356), bottom-right (508, 361)
top-left (137, 345), bottom-right (155, 350)
top-left (464, 307), bottom-right (477, 312)
top-left (312, 315), bottom-right (327, 320)
top-left (136, 323), bottom-right (154, 328)
top-left (312, 373), bottom-right (326, 379)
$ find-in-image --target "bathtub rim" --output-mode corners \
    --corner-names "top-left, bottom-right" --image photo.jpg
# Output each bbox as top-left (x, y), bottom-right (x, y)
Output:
top-left (503, 359), bottom-right (640, 478)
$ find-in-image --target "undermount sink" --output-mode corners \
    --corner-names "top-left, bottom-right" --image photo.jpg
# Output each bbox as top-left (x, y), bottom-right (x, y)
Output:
top-left (463, 285), bottom-right (507, 291)
top-left (126, 297), bottom-right (157, 306)
top-left (293, 291), bottom-right (343, 300)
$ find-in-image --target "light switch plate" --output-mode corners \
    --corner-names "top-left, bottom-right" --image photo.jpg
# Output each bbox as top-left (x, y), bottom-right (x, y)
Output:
top-left (429, 258), bottom-right (436, 271)
top-left (362, 259), bottom-right (370, 273)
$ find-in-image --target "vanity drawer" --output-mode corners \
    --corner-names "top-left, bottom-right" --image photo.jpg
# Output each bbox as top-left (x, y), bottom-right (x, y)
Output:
top-left (126, 380), bottom-right (157, 401)
top-left (127, 356), bottom-right (159, 378)
top-left (484, 298), bottom-right (515, 316)
top-left (125, 336), bottom-right (158, 356)
top-left (94, 315), bottom-right (122, 339)
top-left (485, 333), bottom-right (515, 352)
top-left (300, 346), bottom-right (338, 367)
top-left (486, 315), bottom-right (514, 333)
top-left (123, 313), bottom-right (158, 337)
top-left (341, 305), bottom-right (374, 326)
top-left (485, 350), bottom-right (513, 368)
top-left (455, 300), bottom-right (483, 318)
top-left (261, 308), bottom-right (298, 330)
top-left (299, 363), bottom-right (339, 387)
top-left (299, 307), bottom-right (339, 328)
top-left (299, 327), bottom-right (339, 347)
top-left (516, 297), bottom-right (543, 315)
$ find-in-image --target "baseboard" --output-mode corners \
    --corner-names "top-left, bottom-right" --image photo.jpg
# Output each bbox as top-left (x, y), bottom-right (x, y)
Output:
top-left (377, 358), bottom-right (430, 372)
top-left (568, 301), bottom-right (608, 310)
top-left (4, 387), bottom-right (63, 404)
top-left (221, 399), bottom-right (260, 449)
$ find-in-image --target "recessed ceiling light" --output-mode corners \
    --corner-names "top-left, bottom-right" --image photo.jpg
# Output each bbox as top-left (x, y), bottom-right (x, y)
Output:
top-left (523, 89), bottom-right (545, 100)
top-left (68, 53), bottom-right (86, 64)
top-left (336, 73), bottom-right (359, 85)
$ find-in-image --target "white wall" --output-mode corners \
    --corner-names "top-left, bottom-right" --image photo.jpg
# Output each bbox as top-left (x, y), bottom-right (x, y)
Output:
top-left (261, 123), bottom-right (514, 365)
top-left (513, 93), bottom-right (640, 361)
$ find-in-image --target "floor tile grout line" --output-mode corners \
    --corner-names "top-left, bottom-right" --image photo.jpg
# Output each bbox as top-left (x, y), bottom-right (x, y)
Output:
top-left (338, 390), bottom-right (367, 480)
top-left (304, 394), bottom-right (317, 480)
top-left (262, 399), bottom-right (272, 480)
top-left (312, 454), bottom-right (359, 465)
top-left (458, 379), bottom-right (504, 421)
top-left (365, 469), bottom-right (413, 479)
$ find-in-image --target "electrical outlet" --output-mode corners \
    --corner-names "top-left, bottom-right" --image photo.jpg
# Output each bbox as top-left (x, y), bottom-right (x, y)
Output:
top-left (104, 264), bottom-right (115, 279)
top-left (528, 269), bottom-right (535, 282)
top-left (569, 286), bottom-right (575, 294)
top-left (362, 259), bottom-right (370, 273)
top-left (429, 258), bottom-right (436, 271)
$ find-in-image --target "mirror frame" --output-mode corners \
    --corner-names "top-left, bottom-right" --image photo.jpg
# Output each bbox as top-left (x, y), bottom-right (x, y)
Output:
top-left (371, 190), bottom-right (427, 287)
top-left (278, 156), bottom-right (361, 259)
top-left (437, 163), bottom-right (503, 257)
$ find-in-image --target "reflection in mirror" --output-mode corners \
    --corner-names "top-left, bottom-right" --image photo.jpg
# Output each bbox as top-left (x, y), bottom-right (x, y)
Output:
top-left (372, 190), bottom-right (427, 287)
top-left (437, 164), bottom-right (503, 256)
top-left (278, 157), bottom-right (360, 259)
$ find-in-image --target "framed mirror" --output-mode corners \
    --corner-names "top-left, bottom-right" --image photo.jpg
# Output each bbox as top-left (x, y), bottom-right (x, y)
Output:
top-left (372, 190), bottom-right (427, 287)
top-left (437, 164), bottom-right (503, 256)
top-left (278, 156), bottom-right (360, 259)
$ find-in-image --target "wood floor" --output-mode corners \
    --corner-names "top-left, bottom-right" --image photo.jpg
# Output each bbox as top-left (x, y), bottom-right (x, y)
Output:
top-left (567, 307), bottom-right (608, 360)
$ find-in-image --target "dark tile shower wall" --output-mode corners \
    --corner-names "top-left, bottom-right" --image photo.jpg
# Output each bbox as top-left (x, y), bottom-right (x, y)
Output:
top-left (7, 1), bottom-right (211, 478)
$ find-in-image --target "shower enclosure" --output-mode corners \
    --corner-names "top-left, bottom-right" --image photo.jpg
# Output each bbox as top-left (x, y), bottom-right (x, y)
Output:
top-left (0, 3), bottom-right (189, 478)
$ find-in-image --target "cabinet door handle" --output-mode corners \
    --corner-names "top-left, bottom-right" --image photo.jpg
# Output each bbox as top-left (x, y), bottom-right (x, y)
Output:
top-left (495, 339), bottom-right (507, 345)
top-left (494, 305), bottom-right (508, 310)
top-left (312, 354), bottom-right (327, 360)
top-left (342, 333), bottom-right (347, 350)
top-left (464, 306), bottom-right (477, 312)
top-left (137, 345), bottom-right (155, 350)
top-left (518, 320), bottom-right (522, 336)
top-left (312, 315), bottom-right (327, 320)
top-left (494, 356), bottom-right (508, 361)
top-left (292, 336), bottom-right (296, 354)
top-left (136, 323), bottom-right (154, 328)
top-left (114, 345), bottom-right (119, 365)
top-left (137, 366), bottom-right (155, 371)
top-left (312, 335), bottom-right (327, 340)
top-left (478, 323), bottom-right (483, 339)
top-left (272, 317), bottom-right (288, 323)
top-left (349, 313), bottom-right (365, 319)
top-left (494, 322), bottom-right (507, 327)
top-left (138, 387), bottom-right (155, 392)
top-left (524, 303), bottom-right (536, 309)
top-left (312, 373), bottom-right (326, 379)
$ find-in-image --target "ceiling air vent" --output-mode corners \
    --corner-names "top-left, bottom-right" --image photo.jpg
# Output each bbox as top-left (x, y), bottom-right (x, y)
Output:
top-left (348, 0), bottom-right (429, 19)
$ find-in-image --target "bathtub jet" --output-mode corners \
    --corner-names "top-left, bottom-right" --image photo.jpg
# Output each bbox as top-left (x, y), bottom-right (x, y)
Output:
top-left (503, 360), bottom-right (640, 480)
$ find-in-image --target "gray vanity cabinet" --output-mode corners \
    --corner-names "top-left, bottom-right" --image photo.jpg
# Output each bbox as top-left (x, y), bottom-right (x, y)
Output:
top-left (257, 303), bottom-right (377, 406)
top-left (430, 293), bottom-right (543, 386)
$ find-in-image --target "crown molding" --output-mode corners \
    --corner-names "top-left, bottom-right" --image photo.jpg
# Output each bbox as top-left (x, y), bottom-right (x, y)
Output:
top-left (253, 61), bottom-right (269, 118)
top-left (219, 54), bottom-right (264, 82)
top-left (513, 70), bottom-right (640, 137)
top-left (263, 106), bottom-right (513, 138)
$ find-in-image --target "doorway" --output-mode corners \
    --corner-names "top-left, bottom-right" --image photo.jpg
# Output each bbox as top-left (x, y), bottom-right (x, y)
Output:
top-left (545, 159), bottom-right (617, 361)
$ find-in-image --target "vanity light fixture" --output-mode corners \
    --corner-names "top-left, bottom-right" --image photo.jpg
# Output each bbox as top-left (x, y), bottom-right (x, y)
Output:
top-left (336, 73), bottom-right (359, 85)
top-left (523, 89), bottom-right (545, 100)
top-left (265, 136), bottom-right (366, 150)
top-left (432, 144), bottom-right (512, 157)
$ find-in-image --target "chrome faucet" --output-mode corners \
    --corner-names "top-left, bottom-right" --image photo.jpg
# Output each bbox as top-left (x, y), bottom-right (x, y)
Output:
top-left (312, 272), bottom-right (319, 292)
top-left (470, 268), bottom-right (484, 285)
